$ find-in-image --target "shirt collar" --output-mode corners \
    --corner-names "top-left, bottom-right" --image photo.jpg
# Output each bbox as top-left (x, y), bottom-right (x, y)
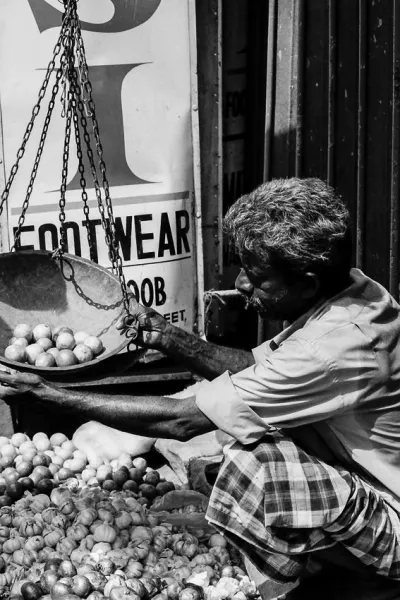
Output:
top-left (268, 269), bottom-right (361, 350)
top-left (269, 297), bottom-right (327, 350)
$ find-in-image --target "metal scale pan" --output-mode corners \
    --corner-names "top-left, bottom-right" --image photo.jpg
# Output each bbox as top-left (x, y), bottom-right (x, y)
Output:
top-left (0, 250), bottom-right (140, 381)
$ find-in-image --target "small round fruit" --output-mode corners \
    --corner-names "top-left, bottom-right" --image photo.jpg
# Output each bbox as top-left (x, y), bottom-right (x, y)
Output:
top-left (156, 481), bottom-right (175, 496)
top-left (19, 477), bottom-right (34, 491)
top-left (1, 444), bottom-right (17, 459)
top-left (16, 461), bottom-right (33, 477)
top-left (9, 337), bottom-right (29, 348)
top-left (122, 480), bottom-right (138, 493)
top-left (13, 324), bottom-right (33, 341)
top-left (0, 455), bottom-right (14, 469)
top-left (36, 478), bottom-right (54, 494)
top-left (21, 581), bottom-right (42, 600)
top-left (143, 470), bottom-right (160, 486)
top-left (56, 333), bottom-right (76, 351)
top-left (57, 468), bottom-right (74, 481)
top-left (33, 324), bottom-right (52, 342)
top-left (32, 453), bottom-right (51, 467)
top-left (11, 432), bottom-right (29, 447)
top-left (83, 336), bottom-right (103, 356)
top-left (40, 570), bottom-right (59, 594)
top-left (37, 338), bottom-right (54, 351)
top-left (25, 344), bottom-right (44, 365)
top-left (0, 495), bottom-right (13, 507)
top-left (48, 463), bottom-right (60, 476)
top-left (73, 344), bottom-right (94, 364)
top-left (72, 574), bottom-right (92, 598)
top-left (56, 350), bottom-right (77, 367)
top-left (129, 468), bottom-right (143, 482)
top-left (112, 469), bottom-right (129, 487)
top-left (139, 483), bottom-right (157, 501)
top-left (49, 432), bottom-right (68, 446)
top-left (132, 456), bottom-right (147, 470)
top-left (6, 481), bottom-right (24, 500)
top-left (74, 331), bottom-right (90, 345)
top-left (53, 326), bottom-right (73, 341)
top-left (102, 479), bottom-right (117, 492)
top-left (4, 345), bottom-right (26, 363)
top-left (47, 348), bottom-right (60, 361)
top-left (59, 560), bottom-right (77, 578)
top-left (35, 353), bottom-right (56, 368)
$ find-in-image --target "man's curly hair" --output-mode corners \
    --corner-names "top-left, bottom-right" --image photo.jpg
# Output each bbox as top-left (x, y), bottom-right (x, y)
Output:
top-left (224, 178), bottom-right (352, 293)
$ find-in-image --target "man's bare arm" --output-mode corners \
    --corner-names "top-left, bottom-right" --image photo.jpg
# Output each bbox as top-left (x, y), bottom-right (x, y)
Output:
top-left (160, 325), bottom-right (255, 380)
top-left (0, 372), bottom-right (215, 441)
top-left (116, 300), bottom-right (255, 380)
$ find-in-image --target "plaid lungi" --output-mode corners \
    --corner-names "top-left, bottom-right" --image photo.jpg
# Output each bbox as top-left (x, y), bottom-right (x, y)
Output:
top-left (205, 430), bottom-right (400, 584)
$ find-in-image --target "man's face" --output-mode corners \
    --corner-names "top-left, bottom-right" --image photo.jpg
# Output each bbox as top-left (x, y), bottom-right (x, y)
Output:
top-left (235, 252), bottom-right (312, 322)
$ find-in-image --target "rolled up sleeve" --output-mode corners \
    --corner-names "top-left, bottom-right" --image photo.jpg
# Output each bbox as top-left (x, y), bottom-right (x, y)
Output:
top-left (195, 371), bottom-right (269, 444)
top-left (196, 337), bottom-right (344, 444)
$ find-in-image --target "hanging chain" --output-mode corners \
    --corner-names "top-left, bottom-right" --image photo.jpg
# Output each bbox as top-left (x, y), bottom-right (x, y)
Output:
top-left (70, 91), bottom-right (94, 260)
top-left (58, 24), bottom-right (76, 253)
top-left (0, 4), bottom-right (73, 220)
top-left (71, 6), bottom-right (133, 318)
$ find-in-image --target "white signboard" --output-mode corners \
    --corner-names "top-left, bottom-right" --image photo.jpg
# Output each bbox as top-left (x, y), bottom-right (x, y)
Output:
top-left (0, 0), bottom-right (199, 332)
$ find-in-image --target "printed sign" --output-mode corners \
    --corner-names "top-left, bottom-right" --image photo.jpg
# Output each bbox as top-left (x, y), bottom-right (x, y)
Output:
top-left (0, 0), bottom-right (198, 333)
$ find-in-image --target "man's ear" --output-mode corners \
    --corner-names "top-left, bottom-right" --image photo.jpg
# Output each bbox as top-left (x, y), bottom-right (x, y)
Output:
top-left (301, 272), bottom-right (320, 299)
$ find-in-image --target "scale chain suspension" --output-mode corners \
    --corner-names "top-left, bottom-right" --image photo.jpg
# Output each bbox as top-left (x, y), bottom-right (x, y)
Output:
top-left (0, 0), bottom-right (138, 339)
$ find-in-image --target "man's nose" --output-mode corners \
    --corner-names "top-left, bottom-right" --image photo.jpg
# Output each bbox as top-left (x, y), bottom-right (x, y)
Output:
top-left (235, 269), bottom-right (253, 294)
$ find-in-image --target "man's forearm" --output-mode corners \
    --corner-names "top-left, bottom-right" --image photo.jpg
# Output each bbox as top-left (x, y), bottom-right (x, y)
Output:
top-left (161, 326), bottom-right (254, 380)
top-left (34, 384), bottom-right (215, 441)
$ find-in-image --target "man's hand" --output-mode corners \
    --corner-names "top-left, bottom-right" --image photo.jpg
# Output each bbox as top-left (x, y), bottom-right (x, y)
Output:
top-left (0, 369), bottom-right (47, 401)
top-left (116, 296), bottom-right (172, 350)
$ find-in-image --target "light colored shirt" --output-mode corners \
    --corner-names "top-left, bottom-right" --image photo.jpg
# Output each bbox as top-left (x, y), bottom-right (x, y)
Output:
top-left (196, 268), bottom-right (400, 505)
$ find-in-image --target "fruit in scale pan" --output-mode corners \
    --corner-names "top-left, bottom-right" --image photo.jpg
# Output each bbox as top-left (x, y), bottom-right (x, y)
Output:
top-left (4, 345), bottom-right (26, 363)
top-left (73, 344), bottom-right (94, 364)
top-left (13, 323), bottom-right (33, 341)
top-left (84, 336), bottom-right (103, 356)
top-left (56, 349), bottom-right (77, 367)
top-left (35, 353), bottom-right (56, 368)
top-left (25, 344), bottom-right (44, 365)
top-left (9, 337), bottom-right (29, 348)
top-left (74, 331), bottom-right (89, 345)
top-left (4, 324), bottom-right (106, 368)
top-left (36, 338), bottom-right (53, 351)
top-left (52, 326), bottom-right (73, 341)
top-left (56, 333), bottom-right (76, 351)
top-left (32, 324), bottom-right (52, 342)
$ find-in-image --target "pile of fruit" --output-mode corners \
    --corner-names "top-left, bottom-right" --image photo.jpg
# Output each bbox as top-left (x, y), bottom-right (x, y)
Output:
top-left (0, 432), bottom-right (173, 506)
top-left (2, 486), bottom-right (258, 600)
top-left (0, 432), bottom-right (260, 600)
top-left (4, 324), bottom-right (104, 368)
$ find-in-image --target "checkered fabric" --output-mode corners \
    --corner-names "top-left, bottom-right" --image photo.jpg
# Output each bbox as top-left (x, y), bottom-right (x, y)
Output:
top-left (205, 430), bottom-right (400, 584)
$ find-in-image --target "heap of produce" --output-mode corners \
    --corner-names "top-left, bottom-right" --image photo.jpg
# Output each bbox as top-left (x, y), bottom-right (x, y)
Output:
top-left (0, 433), bottom-right (260, 600)
top-left (4, 324), bottom-right (104, 367)
top-left (0, 433), bottom-right (173, 506)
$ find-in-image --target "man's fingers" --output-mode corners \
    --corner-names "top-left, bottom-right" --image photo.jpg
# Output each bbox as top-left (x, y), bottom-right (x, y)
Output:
top-left (0, 372), bottom-right (16, 386)
top-left (0, 371), bottom-right (41, 387)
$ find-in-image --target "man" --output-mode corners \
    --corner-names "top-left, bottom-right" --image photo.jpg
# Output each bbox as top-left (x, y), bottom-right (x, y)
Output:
top-left (1, 177), bottom-right (400, 599)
